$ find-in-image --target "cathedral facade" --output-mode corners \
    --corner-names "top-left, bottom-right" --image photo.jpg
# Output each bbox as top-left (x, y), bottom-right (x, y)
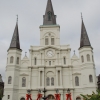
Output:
top-left (3, 0), bottom-right (97, 100)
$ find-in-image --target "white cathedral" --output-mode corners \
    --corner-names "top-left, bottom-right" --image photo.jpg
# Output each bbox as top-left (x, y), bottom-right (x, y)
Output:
top-left (3, 0), bottom-right (97, 100)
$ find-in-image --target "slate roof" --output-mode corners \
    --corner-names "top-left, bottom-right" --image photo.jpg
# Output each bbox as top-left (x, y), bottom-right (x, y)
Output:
top-left (9, 22), bottom-right (21, 50)
top-left (43, 0), bottom-right (57, 25)
top-left (80, 19), bottom-right (91, 48)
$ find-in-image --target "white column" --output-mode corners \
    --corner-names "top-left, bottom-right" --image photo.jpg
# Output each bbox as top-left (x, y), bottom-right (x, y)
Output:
top-left (41, 53), bottom-right (42, 65)
top-left (42, 70), bottom-right (44, 87)
top-left (59, 52), bottom-right (61, 65)
top-left (56, 70), bottom-right (58, 87)
top-left (57, 53), bottom-right (59, 64)
top-left (42, 52), bottom-right (44, 65)
top-left (70, 67), bottom-right (73, 88)
top-left (61, 93), bottom-right (63, 100)
top-left (60, 69), bottom-right (62, 87)
top-left (38, 71), bottom-right (40, 88)
top-left (29, 50), bottom-right (32, 66)
top-left (49, 34), bottom-right (51, 45)
top-left (28, 68), bottom-right (31, 89)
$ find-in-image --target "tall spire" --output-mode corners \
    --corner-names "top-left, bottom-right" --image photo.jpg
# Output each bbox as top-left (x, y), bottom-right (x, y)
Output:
top-left (9, 16), bottom-right (21, 50)
top-left (43, 0), bottom-right (57, 25)
top-left (80, 15), bottom-right (91, 48)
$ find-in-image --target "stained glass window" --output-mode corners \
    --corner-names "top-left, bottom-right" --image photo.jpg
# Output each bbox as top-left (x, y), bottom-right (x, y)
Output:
top-left (51, 77), bottom-right (54, 86)
top-left (89, 75), bottom-right (93, 82)
top-left (10, 56), bottom-right (14, 63)
top-left (51, 38), bottom-right (54, 45)
top-left (87, 54), bottom-right (90, 61)
top-left (8, 76), bottom-right (12, 84)
top-left (17, 57), bottom-right (19, 64)
top-left (46, 77), bottom-right (50, 86)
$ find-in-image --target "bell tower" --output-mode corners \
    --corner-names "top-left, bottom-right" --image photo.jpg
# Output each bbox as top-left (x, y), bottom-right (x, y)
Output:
top-left (78, 16), bottom-right (97, 88)
top-left (3, 18), bottom-right (22, 100)
top-left (40, 0), bottom-right (60, 46)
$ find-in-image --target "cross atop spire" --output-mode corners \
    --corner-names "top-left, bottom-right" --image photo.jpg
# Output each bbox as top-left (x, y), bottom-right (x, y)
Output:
top-left (43, 0), bottom-right (57, 25)
top-left (80, 15), bottom-right (91, 49)
top-left (9, 18), bottom-right (21, 50)
top-left (81, 12), bottom-right (83, 20)
top-left (16, 15), bottom-right (18, 23)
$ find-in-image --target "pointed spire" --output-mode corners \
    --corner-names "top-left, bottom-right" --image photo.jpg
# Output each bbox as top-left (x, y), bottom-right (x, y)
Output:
top-left (9, 16), bottom-right (21, 50)
top-left (80, 14), bottom-right (91, 48)
top-left (43, 0), bottom-right (57, 25)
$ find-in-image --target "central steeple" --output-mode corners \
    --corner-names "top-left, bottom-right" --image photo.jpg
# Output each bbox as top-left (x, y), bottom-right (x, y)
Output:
top-left (43, 0), bottom-right (57, 25)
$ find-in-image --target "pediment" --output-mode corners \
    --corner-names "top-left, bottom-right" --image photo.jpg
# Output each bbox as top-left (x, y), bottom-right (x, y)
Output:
top-left (73, 72), bottom-right (81, 75)
top-left (20, 73), bottom-right (29, 76)
top-left (39, 46), bottom-right (60, 51)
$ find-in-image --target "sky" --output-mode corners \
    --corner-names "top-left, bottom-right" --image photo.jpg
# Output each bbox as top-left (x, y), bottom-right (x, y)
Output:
top-left (0, 0), bottom-right (100, 81)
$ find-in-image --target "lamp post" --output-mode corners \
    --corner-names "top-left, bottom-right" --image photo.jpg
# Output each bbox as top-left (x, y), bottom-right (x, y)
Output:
top-left (26, 90), bottom-right (32, 100)
top-left (67, 88), bottom-right (70, 94)
top-left (56, 89), bottom-right (59, 94)
top-left (66, 88), bottom-right (71, 100)
top-left (55, 89), bottom-right (60, 100)
top-left (38, 88), bottom-right (48, 100)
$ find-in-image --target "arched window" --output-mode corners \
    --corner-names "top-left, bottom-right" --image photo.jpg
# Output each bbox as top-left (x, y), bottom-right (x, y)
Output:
top-left (8, 76), bottom-right (12, 84)
top-left (46, 77), bottom-right (50, 86)
top-left (76, 97), bottom-right (81, 100)
top-left (89, 75), bottom-right (93, 82)
top-left (20, 97), bottom-right (25, 100)
top-left (47, 11), bottom-right (52, 21)
top-left (64, 57), bottom-right (66, 65)
top-left (75, 76), bottom-right (79, 86)
top-left (81, 56), bottom-right (84, 63)
top-left (45, 38), bottom-right (49, 45)
top-left (51, 77), bottom-right (54, 86)
top-left (49, 61), bottom-right (51, 65)
top-left (87, 54), bottom-right (90, 62)
top-left (34, 58), bottom-right (37, 65)
top-left (17, 57), bottom-right (19, 64)
top-left (22, 77), bottom-right (26, 87)
top-left (8, 95), bottom-right (10, 99)
top-left (10, 56), bottom-right (14, 63)
top-left (51, 38), bottom-right (54, 45)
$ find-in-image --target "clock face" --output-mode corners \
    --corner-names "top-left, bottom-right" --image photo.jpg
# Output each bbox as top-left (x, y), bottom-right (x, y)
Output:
top-left (47, 50), bottom-right (53, 57)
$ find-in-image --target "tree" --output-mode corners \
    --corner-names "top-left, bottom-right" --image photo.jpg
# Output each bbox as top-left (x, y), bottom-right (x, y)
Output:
top-left (81, 90), bottom-right (100, 100)
top-left (0, 88), bottom-right (3, 100)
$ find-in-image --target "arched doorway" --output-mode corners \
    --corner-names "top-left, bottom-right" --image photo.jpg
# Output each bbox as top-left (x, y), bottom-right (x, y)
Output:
top-left (48, 94), bottom-right (55, 100)
top-left (76, 97), bottom-right (81, 100)
top-left (20, 97), bottom-right (25, 100)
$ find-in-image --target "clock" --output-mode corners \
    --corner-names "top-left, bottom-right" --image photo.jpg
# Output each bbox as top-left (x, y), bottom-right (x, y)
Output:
top-left (47, 50), bottom-right (54, 57)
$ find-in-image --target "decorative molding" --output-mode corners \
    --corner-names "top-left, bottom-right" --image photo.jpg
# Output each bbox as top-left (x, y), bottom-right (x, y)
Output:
top-left (20, 73), bottom-right (29, 76)
top-left (73, 73), bottom-right (81, 75)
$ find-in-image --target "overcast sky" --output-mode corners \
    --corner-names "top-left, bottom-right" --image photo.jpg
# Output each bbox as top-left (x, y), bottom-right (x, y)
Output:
top-left (0, 0), bottom-right (100, 81)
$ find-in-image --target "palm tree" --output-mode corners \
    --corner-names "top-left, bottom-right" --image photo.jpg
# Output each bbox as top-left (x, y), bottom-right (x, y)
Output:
top-left (0, 88), bottom-right (3, 100)
top-left (81, 90), bottom-right (100, 100)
